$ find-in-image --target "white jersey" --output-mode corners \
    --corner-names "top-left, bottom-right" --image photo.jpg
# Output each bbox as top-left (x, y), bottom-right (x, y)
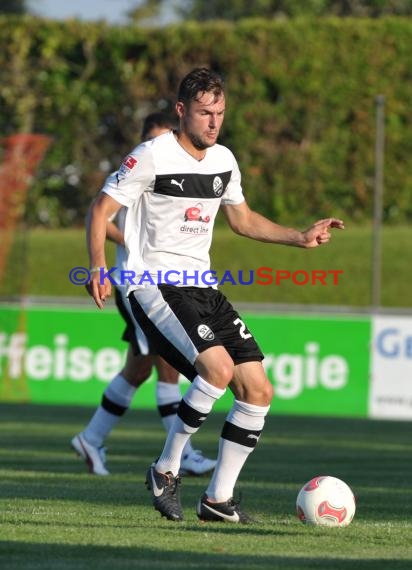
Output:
top-left (101, 131), bottom-right (245, 290)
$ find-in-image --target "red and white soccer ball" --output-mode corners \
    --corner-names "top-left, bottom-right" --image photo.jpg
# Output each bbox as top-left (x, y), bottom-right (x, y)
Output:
top-left (296, 476), bottom-right (356, 527)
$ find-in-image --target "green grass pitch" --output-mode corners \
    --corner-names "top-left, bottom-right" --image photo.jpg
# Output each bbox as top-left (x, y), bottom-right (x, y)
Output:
top-left (1, 403), bottom-right (412, 569)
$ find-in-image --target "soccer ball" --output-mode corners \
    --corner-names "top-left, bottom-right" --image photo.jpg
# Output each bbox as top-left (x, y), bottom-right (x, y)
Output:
top-left (296, 475), bottom-right (356, 527)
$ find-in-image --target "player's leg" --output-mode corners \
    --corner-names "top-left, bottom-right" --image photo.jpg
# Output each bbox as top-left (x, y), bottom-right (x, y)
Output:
top-left (155, 355), bottom-right (217, 476)
top-left (71, 286), bottom-right (153, 475)
top-left (71, 348), bottom-right (153, 475)
top-left (81, 348), bottom-right (153, 447)
top-left (130, 286), bottom-right (231, 521)
top-left (130, 287), bottom-right (232, 474)
top-left (132, 284), bottom-right (273, 522)
top-left (155, 355), bottom-right (181, 431)
top-left (197, 360), bottom-right (273, 523)
top-left (188, 290), bottom-right (273, 523)
top-left (144, 346), bottom-right (230, 522)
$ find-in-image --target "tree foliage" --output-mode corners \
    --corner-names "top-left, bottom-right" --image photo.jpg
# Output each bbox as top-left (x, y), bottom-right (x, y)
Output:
top-left (127, 0), bottom-right (163, 24)
top-left (1, 16), bottom-right (411, 227)
top-left (176, 0), bottom-right (412, 20)
top-left (0, 0), bottom-right (27, 15)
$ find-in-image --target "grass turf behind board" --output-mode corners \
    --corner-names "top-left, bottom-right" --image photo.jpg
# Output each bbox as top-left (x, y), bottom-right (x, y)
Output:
top-left (1, 403), bottom-right (412, 570)
top-left (1, 224), bottom-right (411, 308)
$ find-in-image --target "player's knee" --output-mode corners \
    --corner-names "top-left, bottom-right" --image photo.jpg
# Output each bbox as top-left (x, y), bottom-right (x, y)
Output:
top-left (235, 378), bottom-right (274, 406)
top-left (202, 359), bottom-right (234, 388)
top-left (203, 364), bottom-right (233, 389)
top-left (263, 380), bottom-right (275, 404)
top-left (123, 364), bottom-right (152, 386)
top-left (219, 360), bottom-right (235, 385)
top-left (156, 365), bottom-right (180, 384)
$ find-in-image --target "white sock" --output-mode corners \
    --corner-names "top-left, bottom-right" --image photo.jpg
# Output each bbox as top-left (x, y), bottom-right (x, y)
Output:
top-left (205, 400), bottom-right (270, 502)
top-left (104, 373), bottom-right (137, 408)
top-left (82, 373), bottom-right (137, 447)
top-left (156, 375), bottom-right (225, 475)
top-left (156, 381), bottom-right (194, 457)
top-left (83, 408), bottom-right (119, 448)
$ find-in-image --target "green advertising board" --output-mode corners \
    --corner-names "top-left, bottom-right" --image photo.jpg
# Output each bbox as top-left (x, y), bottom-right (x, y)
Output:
top-left (0, 303), bottom-right (371, 417)
top-left (0, 303), bottom-right (148, 407)
top-left (245, 313), bottom-right (371, 418)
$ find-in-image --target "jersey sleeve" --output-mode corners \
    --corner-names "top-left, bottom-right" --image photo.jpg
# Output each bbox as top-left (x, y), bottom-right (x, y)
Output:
top-left (101, 143), bottom-right (155, 207)
top-left (221, 152), bottom-right (245, 206)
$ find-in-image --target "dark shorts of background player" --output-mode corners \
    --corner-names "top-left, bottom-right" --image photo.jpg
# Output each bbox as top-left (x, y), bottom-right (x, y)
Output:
top-left (114, 287), bottom-right (156, 356)
top-left (129, 285), bottom-right (264, 382)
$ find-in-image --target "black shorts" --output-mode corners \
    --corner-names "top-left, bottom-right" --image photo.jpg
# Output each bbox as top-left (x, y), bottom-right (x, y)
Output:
top-left (115, 287), bottom-right (153, 356)
top-left (129, 285), bottom-right (263, 381)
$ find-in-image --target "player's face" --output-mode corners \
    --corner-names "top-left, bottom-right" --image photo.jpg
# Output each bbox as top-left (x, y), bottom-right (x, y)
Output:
top-left (178, 91), bottom-right (225, 150)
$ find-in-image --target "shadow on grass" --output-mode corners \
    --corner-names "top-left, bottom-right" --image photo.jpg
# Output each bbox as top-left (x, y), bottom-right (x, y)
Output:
top-left (1, 541), bottom-right (411, 570)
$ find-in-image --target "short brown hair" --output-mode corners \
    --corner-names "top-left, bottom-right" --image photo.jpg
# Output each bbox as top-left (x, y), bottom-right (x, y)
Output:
top-left (177, 68), bottom-right (225, 106)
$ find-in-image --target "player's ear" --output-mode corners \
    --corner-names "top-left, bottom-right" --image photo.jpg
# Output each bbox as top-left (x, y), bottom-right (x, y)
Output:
top-left (175, 101), bottom-right (185, 118)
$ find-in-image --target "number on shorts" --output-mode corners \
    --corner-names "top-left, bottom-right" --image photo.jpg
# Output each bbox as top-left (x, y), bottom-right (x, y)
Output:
top-left (233, 317), bottom-right (252, 339)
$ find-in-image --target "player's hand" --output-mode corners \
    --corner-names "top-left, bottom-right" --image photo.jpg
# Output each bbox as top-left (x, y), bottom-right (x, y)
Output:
top-left (302, 218), bottom-right (344, 248)
top-left (86, 273), bottom-right (112, 309)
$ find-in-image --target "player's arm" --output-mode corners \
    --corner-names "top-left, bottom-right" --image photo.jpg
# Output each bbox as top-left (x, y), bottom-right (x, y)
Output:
top-left (86, 193), bottom-right (123, 308)
top-left (221, 200), bottom-right (344, 248)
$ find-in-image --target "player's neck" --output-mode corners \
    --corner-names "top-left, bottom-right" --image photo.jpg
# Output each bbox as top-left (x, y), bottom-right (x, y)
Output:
top-left (174, 131), bottom-right (206, 162)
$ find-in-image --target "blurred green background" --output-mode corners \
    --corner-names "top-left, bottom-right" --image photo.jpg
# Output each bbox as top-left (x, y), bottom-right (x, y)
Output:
top-left (1, 1), bottom-right (411, 308)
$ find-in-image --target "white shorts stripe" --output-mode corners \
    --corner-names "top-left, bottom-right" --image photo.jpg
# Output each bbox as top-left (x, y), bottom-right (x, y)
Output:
top-left (130, 286), bottom-right (199, 365)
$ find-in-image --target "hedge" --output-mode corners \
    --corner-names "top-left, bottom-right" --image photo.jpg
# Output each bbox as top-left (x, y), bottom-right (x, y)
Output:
top-left (1, 15), bottom-right (411, 226)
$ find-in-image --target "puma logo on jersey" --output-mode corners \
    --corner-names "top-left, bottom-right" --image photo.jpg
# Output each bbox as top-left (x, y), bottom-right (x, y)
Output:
top-left (171, 178), bottom-right (185, 192)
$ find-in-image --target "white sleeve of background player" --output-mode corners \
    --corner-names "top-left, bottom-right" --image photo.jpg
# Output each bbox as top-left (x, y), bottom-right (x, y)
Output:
top-left (221, 153), bottom-right (245, 206)
top-left (101, 143), bottom-right (155, 207)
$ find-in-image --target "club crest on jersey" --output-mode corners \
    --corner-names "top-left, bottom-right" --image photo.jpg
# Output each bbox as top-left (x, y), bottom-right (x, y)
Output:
top-left (117, 155), bottom-right (138, 182)
top-left (197, 324), bottom-right (215, 341)
top-left (213, 176), bottom-right (223, 197)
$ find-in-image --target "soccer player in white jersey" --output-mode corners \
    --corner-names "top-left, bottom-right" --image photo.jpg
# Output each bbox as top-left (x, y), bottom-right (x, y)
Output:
top-left (86, 68), bottom-right (344, 523)
top-left (72, 113), bottom-right (216, 477)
